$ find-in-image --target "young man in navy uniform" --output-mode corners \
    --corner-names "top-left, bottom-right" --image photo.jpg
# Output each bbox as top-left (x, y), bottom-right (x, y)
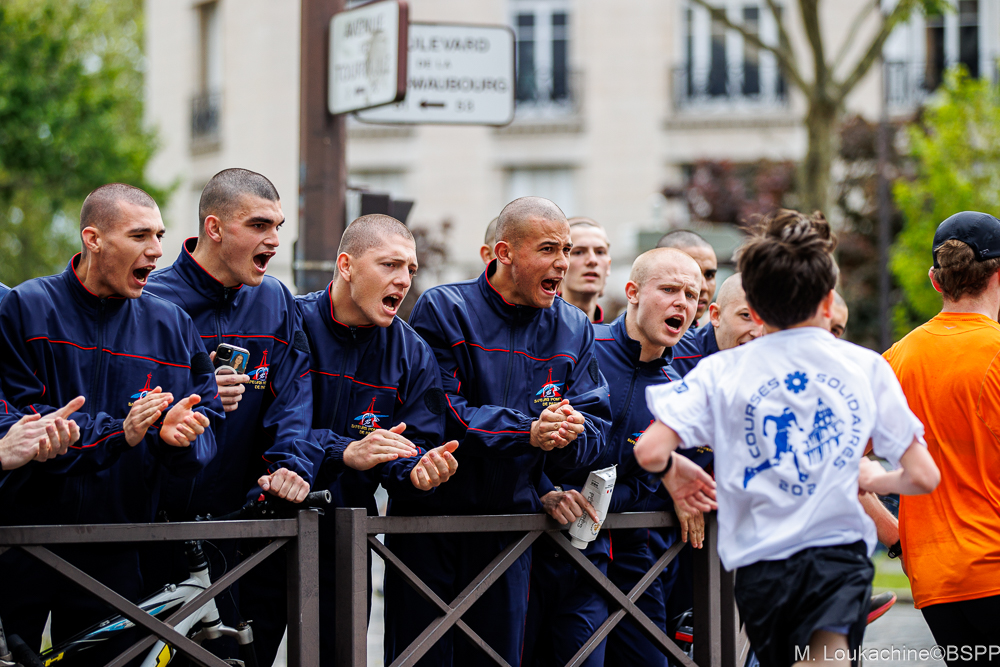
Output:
top-left (526, 248), bottom-right (707, 666)
top-left (143, 169), bottom-right (320, 655)
top-left (0, 183), bottom-right (222, 652)
top-left (241, 214), bottom-right (460, 667)
top-left (388, 197), bottom-right (613, 666)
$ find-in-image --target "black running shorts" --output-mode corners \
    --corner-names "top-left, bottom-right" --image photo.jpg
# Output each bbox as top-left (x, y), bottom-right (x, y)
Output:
top-left (734, 541), bottom-right (874, 667)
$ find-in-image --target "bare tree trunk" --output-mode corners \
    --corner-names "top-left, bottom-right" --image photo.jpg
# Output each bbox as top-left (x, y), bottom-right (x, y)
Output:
top-left (802, 99), bottom-right (838, 215)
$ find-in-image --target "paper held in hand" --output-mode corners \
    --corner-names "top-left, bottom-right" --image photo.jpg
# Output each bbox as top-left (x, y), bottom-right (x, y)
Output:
top-left (569, 465), bottom-right (617, 549)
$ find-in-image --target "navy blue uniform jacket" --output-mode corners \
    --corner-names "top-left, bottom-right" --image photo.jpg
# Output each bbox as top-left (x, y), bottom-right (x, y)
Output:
top-left (297, 285), bottom-right (445, 511)
top-left (540, 314), bottom-right (679, 552)
top-left (406, 262), bottom-right (612, 514)
top-left (670, 323), bottom-right (719, 377)
top-left (0, 282), bottom-right (20, 494)
top-left (0, 257), bottom-right (223, 526)
top-left (145, 239), bottom-right (320, 516)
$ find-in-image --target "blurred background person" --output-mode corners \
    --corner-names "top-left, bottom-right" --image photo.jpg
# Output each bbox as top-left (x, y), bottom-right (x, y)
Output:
top-left (561, 217), bottom-right (611, 323)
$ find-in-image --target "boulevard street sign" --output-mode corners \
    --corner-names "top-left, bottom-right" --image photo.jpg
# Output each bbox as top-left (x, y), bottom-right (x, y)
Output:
top-left (355, 23), bottom-right (515, 126)
top-left (329, 0), bottom-right (408, 115)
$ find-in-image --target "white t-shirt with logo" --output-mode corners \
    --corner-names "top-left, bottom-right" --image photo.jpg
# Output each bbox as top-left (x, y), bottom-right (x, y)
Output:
top-left (646, 327), bottom-right (923, 571)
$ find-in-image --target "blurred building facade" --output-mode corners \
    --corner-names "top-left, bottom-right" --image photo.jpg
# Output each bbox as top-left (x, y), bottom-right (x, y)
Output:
top-left (144, 0), bottom-right (1000, 296)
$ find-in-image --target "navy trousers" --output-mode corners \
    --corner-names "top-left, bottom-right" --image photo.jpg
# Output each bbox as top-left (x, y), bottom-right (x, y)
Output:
top-left (522, 537), bottom-right (610, 667)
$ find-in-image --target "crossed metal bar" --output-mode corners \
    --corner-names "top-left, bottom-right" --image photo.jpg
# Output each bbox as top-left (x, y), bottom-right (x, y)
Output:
top-left (335, 508), bottom-right (748, 667)
top-left (0, 512), bottom-right (320, 667)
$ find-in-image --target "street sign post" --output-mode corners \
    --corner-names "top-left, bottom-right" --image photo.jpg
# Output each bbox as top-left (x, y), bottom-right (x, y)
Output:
top-left (328, 0), bottom-right (408, 115)
top-left (355, 22), bottom-right (515, 126)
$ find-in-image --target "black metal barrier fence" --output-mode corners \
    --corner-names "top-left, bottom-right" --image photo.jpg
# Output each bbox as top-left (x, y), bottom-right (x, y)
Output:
top-left (0, 510), bottom-right (748, 667)
top-left (0, 511), bottom-right (320, 667)
top-left (335, 509), bottom-right (749, 667)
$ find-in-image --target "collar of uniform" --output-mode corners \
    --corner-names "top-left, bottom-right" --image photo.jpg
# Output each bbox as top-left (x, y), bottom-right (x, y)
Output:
top-left (592, 303), bottom-right (605, 324)
top-left (696, 321), bottom-right (720, 356)
top-left (172, 237), bottom-right (245, 301)
top-left (478, 259), bottom-right (542, 323)
top-left (610, 313), bottom-right (672, 368)
top-left (64, 254), bottom-right (129, 311)
top-left (320, 282), bottom-right (379, 341)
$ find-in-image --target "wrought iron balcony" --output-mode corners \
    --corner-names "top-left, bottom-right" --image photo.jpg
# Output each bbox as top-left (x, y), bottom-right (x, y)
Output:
top-left (190, 92), bottom-right (222, 144)
top-left (671, 64), bottom-right (788, 111)
top-left (513, 68), bottom-right (582, 119)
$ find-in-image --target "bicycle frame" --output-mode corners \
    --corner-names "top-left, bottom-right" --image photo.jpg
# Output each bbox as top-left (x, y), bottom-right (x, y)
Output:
top-left (37, 542), bottom-right (252, 667)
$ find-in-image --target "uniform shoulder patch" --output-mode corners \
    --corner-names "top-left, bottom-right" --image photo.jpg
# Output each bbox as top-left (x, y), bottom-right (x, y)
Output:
top-left (589, 357), bottom-right (600, 383)
top-left (191, 351), bottom-right (214, 376)
top-left (293, 330), bottom-right (310, 354)
top-left (424, 388), bottom-right (447, 415)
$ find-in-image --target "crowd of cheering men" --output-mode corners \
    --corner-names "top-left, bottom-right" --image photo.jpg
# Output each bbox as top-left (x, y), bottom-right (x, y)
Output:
top-left (0, 168), bottom-right (996, 667)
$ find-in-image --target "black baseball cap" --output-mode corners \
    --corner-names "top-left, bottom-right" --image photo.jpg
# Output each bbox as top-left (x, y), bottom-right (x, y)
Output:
top-left (932, 211), bottom-right (1000, 268)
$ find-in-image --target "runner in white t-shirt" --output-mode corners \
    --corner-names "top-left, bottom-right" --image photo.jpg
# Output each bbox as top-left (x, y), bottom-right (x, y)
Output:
top-left (635, 209), bottom-right (940, 667)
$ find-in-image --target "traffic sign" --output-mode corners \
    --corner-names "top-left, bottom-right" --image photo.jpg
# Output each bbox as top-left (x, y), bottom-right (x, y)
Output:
top-left (328, 0), bottom-right (408, 115)
top-left (355, 23), bottom-right (515, 126)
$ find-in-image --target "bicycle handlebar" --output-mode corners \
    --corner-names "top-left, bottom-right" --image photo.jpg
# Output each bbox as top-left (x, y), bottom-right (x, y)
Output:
top-left (204, 489), bottom-right (332, 522)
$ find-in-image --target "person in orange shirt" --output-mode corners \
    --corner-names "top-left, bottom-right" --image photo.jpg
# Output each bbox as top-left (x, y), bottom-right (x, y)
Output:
top-left (884, 211), bottom-right (1000, 660)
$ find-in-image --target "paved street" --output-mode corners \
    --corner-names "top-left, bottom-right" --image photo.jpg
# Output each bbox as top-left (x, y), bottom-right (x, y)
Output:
top-left (863, 600), bottom-right (944, 667)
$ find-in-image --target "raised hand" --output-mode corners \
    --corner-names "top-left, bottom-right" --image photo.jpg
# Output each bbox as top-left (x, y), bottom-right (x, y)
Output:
top-left (125, 387), bottom-right (173, 446)
top-left (160, 394), bottom-right (210, 448)
top-left (410, 441), bottom-right (459, 491)
top-left (662, 453), bottom-right (717, 513)
top-left (258, 468), bottom-right (311, 503)
top-left (344, 422), bottom-right (419, 471)
top-left (541, 488), bottom-right (599, 525)
top-left (37, 395), bottom-right (86, 459)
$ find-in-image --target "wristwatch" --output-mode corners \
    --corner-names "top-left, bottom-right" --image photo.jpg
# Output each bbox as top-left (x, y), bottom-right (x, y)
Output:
top-left (887, 540), bottom-right (903, 559)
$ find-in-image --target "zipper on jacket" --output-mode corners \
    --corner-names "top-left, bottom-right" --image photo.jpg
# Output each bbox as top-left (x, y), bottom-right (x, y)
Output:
top-left (604, 364), bottom-right (640, 465)
top-left (500, 308), bottom-right (519, 407)
top-left (329, 327), bottom-right (357, 434)
top-left (88, 299), bottom-right (108, 418)
top-left (215, 287), bottom-right (233, 347)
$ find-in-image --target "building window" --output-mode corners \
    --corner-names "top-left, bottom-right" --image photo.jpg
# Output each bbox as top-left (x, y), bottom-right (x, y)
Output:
top-left (191, 1), bottom-right (222, 146)
top-left (674, 1), bottom-right (787, 110)
top-left (886, 0), bottom-right (985, 110)
top-left (506, 168), bottom-right (575, 217)
top-left (511, 0), bottom-right (576, 116)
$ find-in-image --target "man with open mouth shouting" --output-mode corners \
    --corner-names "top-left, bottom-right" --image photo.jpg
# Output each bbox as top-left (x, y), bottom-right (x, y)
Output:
top-left (241, 214), bottom-right (460, 667)
top-left (144, 169), bottom-right (320, 656)
top-left (386, 197), bottom-right (613, 667)
top-left (0, 183), bottom-right (222, 659)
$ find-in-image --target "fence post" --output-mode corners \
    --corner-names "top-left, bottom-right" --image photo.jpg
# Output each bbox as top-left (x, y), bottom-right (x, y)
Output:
top-left (720, 566), bottom-right (740, 667)
top-left (288, 509), bottom-right (321, 667)
top-left (336, 508), bottom-right (368, 667)
top-left (693, 512), bottom-right (722, 667)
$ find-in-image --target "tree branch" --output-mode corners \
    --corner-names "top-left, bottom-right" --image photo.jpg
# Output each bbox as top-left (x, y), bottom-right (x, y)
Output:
top-left (798, 0), bottom-right (829, 95)
top-left (763, 0), bottom-right (795, 66)
top-left (688, 0), bottom-right (810, 94)
top-left (834, 0), bottom-right (921, 104)
top-left (831, 0), bottom-right (879, 76)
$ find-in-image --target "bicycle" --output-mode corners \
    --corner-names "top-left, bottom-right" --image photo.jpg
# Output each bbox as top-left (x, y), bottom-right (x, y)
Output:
top-left (1, 490), bottom-right (331, 667)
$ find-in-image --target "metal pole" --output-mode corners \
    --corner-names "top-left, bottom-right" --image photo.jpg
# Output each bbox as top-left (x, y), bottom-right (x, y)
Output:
top-left (693, 513), bottom-right (723, 667)
top-left (288, 510), bottom-right (321, 667)
top-left (296, 0), bottom-right (347, 294)
top-left (878, 55), bottom-right (893, 351)
top-left (336, 508), bottom-right (368, 667)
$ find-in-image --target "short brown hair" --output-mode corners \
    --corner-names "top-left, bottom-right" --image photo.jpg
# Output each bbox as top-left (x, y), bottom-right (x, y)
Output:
top-left (338, 214), bottom-right (413, 259)
top-left (81, 183), bottom-right (157, 232)
top-left (932, 239), bottom-right (1000, 300)
top-left (738, 209), bottom-right (838, 329)
top-left (199, 168), bottom-right (280, 234)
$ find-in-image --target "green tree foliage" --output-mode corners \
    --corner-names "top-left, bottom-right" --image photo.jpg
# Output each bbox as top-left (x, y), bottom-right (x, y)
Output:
top-left (0, 0), bottom-right (164, 286)
top-left (891, 68), bottom-right (1000, 336)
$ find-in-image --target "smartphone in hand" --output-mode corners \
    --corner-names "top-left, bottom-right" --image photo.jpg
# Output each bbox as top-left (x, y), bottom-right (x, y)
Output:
top-left (214, 343), bottom-right (250, 376)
